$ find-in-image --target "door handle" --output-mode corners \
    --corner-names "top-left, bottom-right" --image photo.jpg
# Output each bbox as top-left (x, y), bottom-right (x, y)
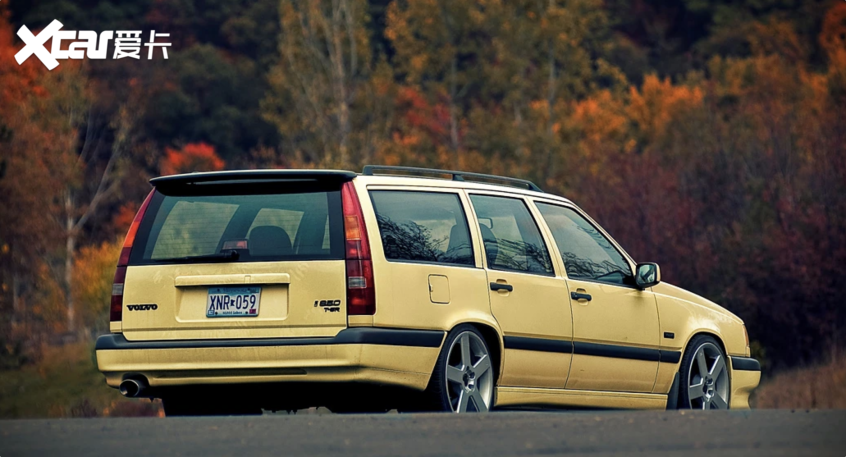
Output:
top-left (490, 282), bottom-right (513, 292)
top-left (571, 291), bottom-right (592, 302)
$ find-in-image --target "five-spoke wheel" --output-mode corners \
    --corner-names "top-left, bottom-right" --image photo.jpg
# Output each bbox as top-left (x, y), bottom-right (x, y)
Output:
top-left (680, 335), bottom-right (730, 410)
top-left (423, 325), bottom-right (494, 413)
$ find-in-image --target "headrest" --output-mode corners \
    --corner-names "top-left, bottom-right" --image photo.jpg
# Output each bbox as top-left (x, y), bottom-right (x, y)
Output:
top-left (479, 224), bottom-right (498, 266)
top-left (249, 226), bottom-right (293, 257)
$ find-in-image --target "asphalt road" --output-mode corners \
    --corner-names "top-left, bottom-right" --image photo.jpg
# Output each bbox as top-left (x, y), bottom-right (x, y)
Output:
top-left (1, 410), bottom-right (844, 457)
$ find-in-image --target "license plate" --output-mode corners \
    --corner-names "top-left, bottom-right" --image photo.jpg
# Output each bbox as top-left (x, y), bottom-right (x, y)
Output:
top-left (207, 286), bottom-right (261, 317)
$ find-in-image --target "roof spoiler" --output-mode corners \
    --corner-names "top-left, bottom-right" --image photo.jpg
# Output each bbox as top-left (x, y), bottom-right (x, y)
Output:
top-left (150, 170), bottom-right (357, 187)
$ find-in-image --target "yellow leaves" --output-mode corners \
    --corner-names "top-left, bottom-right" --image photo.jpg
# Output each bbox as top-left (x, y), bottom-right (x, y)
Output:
top-left (411, 54), bottom-right (427, 74)
top-left (571, 90), bottom-right (627, 148)
top-left (529, 99), bottom-right (547, 112)
top-left (551, 122), bottom-right (561, 134)
top-left (62, 240), bottom-right (121, 332)
top-left (628, 75), bottom-right (703, 144)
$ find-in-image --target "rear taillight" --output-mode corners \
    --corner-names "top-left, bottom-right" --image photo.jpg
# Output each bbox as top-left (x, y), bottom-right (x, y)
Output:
top-left (342, 181), bottom-right (375, 315)
top-left (111, 190), bottom-right (154, 323)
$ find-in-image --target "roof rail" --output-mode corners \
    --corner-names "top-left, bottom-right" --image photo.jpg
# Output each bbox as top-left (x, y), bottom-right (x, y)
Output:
top-left (361, 165), bottom-right (543, 193)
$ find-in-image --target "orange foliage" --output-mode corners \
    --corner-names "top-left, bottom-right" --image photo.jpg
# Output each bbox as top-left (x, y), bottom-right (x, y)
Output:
top-left (0, 4), bottom-right (41, 106)
top-left (72, 241), bottom-right (121, 332)
top-left (627, 75), bottom-right (703, 145)
top-left (820, 3), bottom-right (846, 61)
top-left (111, 203), bottom-right (139, 233)
top-left (395, 86), bottom-right (453, 144)
top-left (570, 90), bottom-right (629, 155)
top-left (159, 142), bottom-right (225, 176)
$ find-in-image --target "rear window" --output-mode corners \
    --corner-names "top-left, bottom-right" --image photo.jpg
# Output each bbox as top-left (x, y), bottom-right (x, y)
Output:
top-left (131, 184), bottom-right (344, 265)
top-left (370, 191), bottom-right (474, 267)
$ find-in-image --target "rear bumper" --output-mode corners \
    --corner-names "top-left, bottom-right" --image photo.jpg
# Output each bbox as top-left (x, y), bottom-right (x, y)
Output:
top-left (95, 328), bottom-right (444, 391)
top-left (729, 356), bottom-right (761, 409)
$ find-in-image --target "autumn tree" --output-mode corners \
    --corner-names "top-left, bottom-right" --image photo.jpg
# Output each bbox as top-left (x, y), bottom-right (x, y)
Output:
top-left (160, 142), bottom-right (225, 176)
top-left (384, 0), bottom-right (624, 182)
top-left (263, 0), bottom-right (394, 168)
top-left (1, 33), bottom-right (142, 334)
top-left (0, 3), bottom-right (56, 345)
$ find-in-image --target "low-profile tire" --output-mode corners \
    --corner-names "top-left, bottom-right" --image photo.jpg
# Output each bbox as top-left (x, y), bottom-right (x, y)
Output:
top-left (421, 324), bottom-right (495, 413)
top-left (162, 395), bottom-right (262, 416)
top-left (679, 335), bottom-right (731, 410)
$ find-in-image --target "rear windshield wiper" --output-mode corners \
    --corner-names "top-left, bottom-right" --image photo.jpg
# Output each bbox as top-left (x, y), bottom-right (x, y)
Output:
top-left (165, 250), bottom-right (241, 263)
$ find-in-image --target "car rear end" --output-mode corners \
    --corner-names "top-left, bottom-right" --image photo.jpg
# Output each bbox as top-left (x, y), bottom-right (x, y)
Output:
top-left (95, 170), bottom-right (442, 406)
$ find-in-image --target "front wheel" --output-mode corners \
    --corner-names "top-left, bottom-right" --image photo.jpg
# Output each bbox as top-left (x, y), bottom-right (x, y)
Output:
top-left (423, 325), bottom-right (495, 413)
top-left (679, 335), bottom-right (731, 410)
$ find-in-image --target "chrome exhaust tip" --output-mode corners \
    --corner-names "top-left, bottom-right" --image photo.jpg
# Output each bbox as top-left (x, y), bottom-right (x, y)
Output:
top-left (119, 378), bottom-right (148, 398)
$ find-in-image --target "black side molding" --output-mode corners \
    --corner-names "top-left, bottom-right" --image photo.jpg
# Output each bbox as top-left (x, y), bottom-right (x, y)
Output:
top-left (503, 336), bottom-right (682, 364)
top-left (731, 356), bottom-right (761, 371)
top-left (575, 341), bottom-right (669, 362)
top-left (658, 350), bottom-right (682, 364)
top-left (96, 328), bottom-right (445, 351)
top-left (504, 336), bottom-right (573, 353)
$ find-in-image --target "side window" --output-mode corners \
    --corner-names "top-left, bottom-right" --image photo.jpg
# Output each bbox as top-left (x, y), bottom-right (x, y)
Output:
top-left (535, 203), bottom-right (633, 286)
top-left (469, 195), bottom-right (554, 275)
top-left (370, 191), bottom-right (474, 266)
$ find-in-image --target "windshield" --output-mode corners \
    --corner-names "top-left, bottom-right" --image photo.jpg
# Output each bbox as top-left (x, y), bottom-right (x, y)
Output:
top-left (130, 183), bottom-right (345, 265)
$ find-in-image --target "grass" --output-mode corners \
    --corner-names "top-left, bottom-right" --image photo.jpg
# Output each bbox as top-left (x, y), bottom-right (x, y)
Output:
top-left (0, 342), bottom-right (161, 418)
top-left (753, 353), bottom-right (846, 409)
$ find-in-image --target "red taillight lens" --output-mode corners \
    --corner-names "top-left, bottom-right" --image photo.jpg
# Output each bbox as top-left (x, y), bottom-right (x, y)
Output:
top-left (110, 266), bottom-right (126, 322)
top-left (342, 182), bottom-right (375, 315)
top-left (111, 190), bottom-right (154, 323)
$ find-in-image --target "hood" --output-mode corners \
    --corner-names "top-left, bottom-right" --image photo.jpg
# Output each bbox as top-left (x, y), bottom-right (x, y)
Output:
top-left (651, 282), bottom-right (743, 325)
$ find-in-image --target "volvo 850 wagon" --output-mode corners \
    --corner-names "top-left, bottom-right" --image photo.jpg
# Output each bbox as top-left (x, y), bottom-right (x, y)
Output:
top-left (95, 166), bottom-right (760, 415)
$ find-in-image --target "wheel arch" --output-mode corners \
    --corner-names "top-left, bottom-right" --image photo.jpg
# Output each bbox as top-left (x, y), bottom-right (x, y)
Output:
top-left (680, 331), bottom-right (730, 376)
top-left (450, 321), bottom-right (503, 384)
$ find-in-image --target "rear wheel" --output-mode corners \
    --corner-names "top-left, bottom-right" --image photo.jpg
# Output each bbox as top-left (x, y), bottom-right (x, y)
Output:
top-left (423, 325), bottom-right (495, 413)
top-left (679, 335), bottom-right (731, 410)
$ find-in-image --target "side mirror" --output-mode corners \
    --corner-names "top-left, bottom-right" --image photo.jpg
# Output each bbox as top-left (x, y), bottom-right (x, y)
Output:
top-left (635, 263), bottom-right (661, 289)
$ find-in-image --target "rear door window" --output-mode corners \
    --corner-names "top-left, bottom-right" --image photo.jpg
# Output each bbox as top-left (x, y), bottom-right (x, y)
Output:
top-left (370, 191), bottom-right (474, 267)
top-left (469, 195), bottom-right (554, 275)
top-left (132, 185), bottom-right (344, 265)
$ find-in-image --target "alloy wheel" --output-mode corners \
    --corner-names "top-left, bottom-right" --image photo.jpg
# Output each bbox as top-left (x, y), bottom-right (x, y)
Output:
top-left (445, 331), bottom-right (494, 412)
top-left (687, 342), bottom-right (730, 409)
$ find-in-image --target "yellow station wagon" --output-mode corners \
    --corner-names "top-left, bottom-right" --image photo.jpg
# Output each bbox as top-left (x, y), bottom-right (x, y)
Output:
top-left (96, 166), bottom-right (760, 415)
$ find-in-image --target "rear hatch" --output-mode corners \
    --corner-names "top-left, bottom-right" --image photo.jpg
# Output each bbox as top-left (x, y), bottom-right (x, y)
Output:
top-left (121, 171), bottom-right (354, 341)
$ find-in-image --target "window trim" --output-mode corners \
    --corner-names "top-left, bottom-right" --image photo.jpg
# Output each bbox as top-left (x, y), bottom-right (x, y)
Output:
top-left (367, 189), bottom-right (479, 270)
top-left (531, 199), bottom-right (638, 287)
top-left (465, 192), bottom-right (557, 278)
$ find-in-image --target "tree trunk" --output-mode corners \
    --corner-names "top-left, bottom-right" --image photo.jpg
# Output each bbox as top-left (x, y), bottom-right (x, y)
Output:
top-left (11, 268), bottom-right (20, 333)
top-left (449, 56), bottom-right (461, 169)
top-left (64, 193), bottom-right (75, 333)
top-left (332, 1), bottom-right (350, 168)
top-left (544, 34), bottom-right (557, 184)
